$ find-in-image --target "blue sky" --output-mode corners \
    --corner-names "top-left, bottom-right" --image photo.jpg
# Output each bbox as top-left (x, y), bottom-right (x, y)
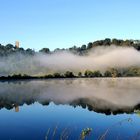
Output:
top-left (0, 0), bottom-right (140, 51)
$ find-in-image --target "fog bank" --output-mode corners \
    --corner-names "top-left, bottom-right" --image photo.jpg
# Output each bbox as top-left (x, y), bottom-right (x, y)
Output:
top-left (0, 78), bottom-right (140, 113)
top-left (0, 46), bottom-right (140, 76)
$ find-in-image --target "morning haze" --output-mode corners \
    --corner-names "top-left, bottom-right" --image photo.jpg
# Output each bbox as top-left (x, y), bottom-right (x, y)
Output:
top-left (0, 0), bottom-right (140, 140)
top-left (0, 46), bottom-right (140, 76)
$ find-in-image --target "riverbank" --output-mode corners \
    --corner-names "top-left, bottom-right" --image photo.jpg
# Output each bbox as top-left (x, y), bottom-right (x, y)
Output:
top-left (0, 74), bottom-right (139, 81)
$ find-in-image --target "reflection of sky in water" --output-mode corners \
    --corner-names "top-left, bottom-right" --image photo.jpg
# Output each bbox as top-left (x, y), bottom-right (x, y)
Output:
top-left (0, 78), bottom-right (140, 139)
top-left (0, 78), bottom-right (140, 114)
top-left (0, 102), bottom-right (140, 140)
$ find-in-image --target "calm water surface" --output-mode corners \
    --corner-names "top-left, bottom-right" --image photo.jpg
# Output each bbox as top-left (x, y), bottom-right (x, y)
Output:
top-left (0, 78), bottom-right (140, 140)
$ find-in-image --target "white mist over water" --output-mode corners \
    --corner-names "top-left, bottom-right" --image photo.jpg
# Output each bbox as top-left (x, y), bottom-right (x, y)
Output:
top-left (0, 78), bottom-right (140, 112)
top-left (0, 46), bottom-right (140, 76)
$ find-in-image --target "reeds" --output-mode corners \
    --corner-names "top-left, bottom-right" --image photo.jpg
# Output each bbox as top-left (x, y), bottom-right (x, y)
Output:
top-left (45, 118), bottom-right (134, 140)
top-left (98, 118), bottom-right (133, 140)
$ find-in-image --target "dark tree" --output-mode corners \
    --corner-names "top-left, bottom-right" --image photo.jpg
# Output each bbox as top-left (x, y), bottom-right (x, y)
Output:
top-left (104, 70), bottom-right (112, 77)
top-left (87, 42), bottom-right (93, 49)
top-left (64, 71), bottom-right (75, 78)
top-left (26, 48), bottom-right (35, 55)
top-left (104, 68), bottom-right (120, 77)
top-left (53, 73), bottom-right (63, 78)
top-left (92, 70), bottom-right (102, 77)
top-left (81, 45), bottom-right (86, 51)
top-left (5, 44), bottom-right (14, 49)
top-left (84, 70), bottom-right (94, 77)
top-left (103, 38), bottom-right (111, 46)
top-left (78, 72), bottom-right (82, 77)
top-left (39, 48), bottom-right (50, 53)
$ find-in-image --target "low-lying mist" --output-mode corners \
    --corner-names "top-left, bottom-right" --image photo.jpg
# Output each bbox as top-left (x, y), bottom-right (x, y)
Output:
top-left (0, 46), bottom-right (140, 76)
top-left (0, 78), bottom-right (140, 113)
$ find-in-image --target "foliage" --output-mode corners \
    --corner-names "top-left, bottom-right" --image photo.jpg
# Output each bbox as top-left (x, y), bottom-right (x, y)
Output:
top-left (104, 68), bottom-right (121, 77)
top-left (104, 70), bottom-right (112, 77)
top-left (0, 38), bottom-right (140, 57)
top-left (0, 43), bottom-right (35, 56)
top-left (92, 70), bottom-right (102, 77)
top-left (0, 67), bottom-right (140, 80)
top-left (84, 70), bottom-right (94, 77)
top-left (84, 70), bottom-right (102, 77)
top-left (123, 67), bottom-right (140, 77)
top-left (64, 71), bottom-right (75, 78)
top-left (53, 73), bottom-right (64, 78)
top-left (80, 128), bottom-right (92, 140)
top-left (39, 48), bottom-right (50, 54)
top-left (78, 72), bottom-right (82, 77)
top-left (0, 39), bottom-right (140, 78)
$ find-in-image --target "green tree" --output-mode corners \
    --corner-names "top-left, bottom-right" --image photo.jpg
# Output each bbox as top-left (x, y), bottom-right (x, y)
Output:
top-left (112, 39), bottom-right (123, 46)
top-left (78, 72), bottom-right (82, 77)
top-left (103, 38), bottom-right (111, 46)
top-left (133, 43), bottom-right (140, 51)
top-left (104, 68), bottom-right (120, 77)
top-left (112, 39), bottom-right (120, 46)
top-left (123, 68), bottom-right (140, 77)
top-left (104, 70), bottom-right (112, 77)
top-left (81, 45), bottom-right (86, 51)
top-left (53, 72), bottom-right (62, 78)
top-left (64, 71), bottom-right (75, 78)
top-left (84, 70), bottom-right (94, 77)
top-left (92, 40), bottom-right (103, 47)
top-left (26, 48), bottom-right (35, 55)
top-left (92, 70), bottom-right (102, 77)
top-left (39, 48), bottom-right (50, 53)
top-left (122, 40), bottom-right (133, 46)
top-left (5, 44), bottom-right (14, 49)
top-left (87, 42), bottom-right (93, 49)
top-left (85, 70), bottom-right (102, 77)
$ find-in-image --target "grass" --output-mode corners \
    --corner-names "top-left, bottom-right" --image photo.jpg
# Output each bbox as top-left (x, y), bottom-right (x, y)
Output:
top-left (45, 126), bottom-right (91, 140)
top-left (44, 118), bottom-right (137, 140)
top-left (98, 118), bottom-right (132, 140)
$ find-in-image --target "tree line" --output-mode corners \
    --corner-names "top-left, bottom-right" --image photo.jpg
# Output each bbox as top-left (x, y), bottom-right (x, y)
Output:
top-left (0, 67), bottom-right (139, 80)
top-left (0, 38), bottom-right (140, 56)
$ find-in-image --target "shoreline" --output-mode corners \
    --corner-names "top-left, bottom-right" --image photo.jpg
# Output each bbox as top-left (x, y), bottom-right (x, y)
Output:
top-left (0, 76), bottom-right (139, 81)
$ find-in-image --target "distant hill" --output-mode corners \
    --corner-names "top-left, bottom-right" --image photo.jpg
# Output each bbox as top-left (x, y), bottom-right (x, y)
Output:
top-left (0, 38), bottom-right (140, 56)
top-left (0, 39), bottom-right (140, 78)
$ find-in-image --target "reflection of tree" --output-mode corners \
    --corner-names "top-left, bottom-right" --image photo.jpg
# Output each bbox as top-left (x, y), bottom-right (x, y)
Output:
top-left (0, 79), bottom-right (140, 115)
top-left (70, 98), bottom-right (136, 115)
top-left (0, 95), bottom-right (139, 115)
top-left (15, 105), bottom-right (19, 112)
top-left (134, 110), bottom-right (140, 117)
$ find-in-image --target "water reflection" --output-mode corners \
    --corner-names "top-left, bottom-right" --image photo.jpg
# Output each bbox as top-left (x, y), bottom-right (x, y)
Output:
top-left (15, 105), bottom-right (19, 112)
top-left (0, 78), bottom-right (140, 115)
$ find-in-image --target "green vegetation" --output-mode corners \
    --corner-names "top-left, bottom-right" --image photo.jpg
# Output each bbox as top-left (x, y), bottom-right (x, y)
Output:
top-left (80, 128), bottom-right (92, 140)
top-left (44, 118), bottom-right (133, 140)
top-left (78, 72), bottom-right (82, 77)
top-left (0, 43), bottom-right (35, 56)
top-left (0, 67), bottom-right (140, 80)
top-left (0, 38), bottom-right (140, 79)
top-left (84, 70), bottom-right (102, 77)
top-left (64, 71), bottom-right (75, 78)
top-left (0, 38), bottom-right (140, 57)
top-left (122, 67), bottom-right (140, 77)
top-left (45, 126), bottom-right (93, 140)
top-left (104, 68), bottom-right (121, 77)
